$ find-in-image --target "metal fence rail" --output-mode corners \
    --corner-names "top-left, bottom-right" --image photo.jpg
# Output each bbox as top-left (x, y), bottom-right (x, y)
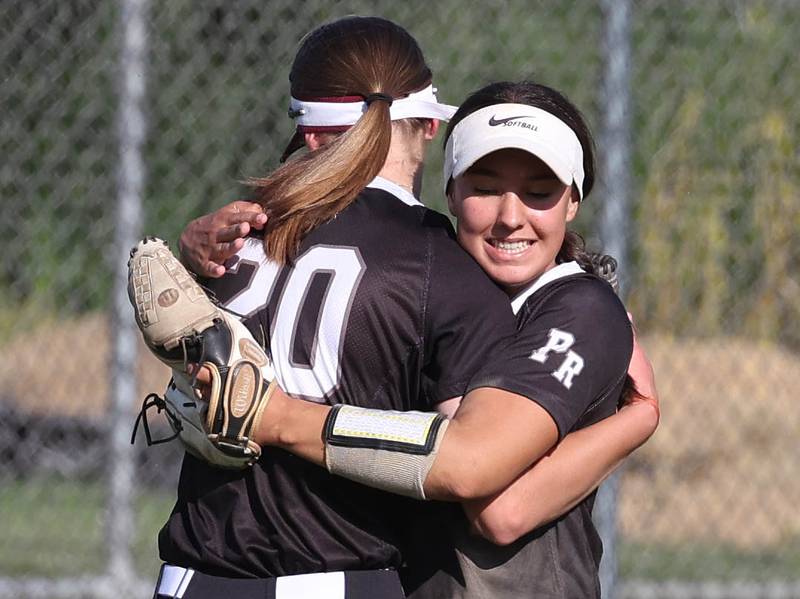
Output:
top-left (1, 1), bottom-right (798, 597)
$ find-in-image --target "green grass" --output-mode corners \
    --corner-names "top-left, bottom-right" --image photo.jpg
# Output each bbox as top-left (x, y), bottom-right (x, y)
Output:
top-left (0, 476), bottom-right (174, 578)
top-left (619, 539), bottom-right (800, 582)
top-left (2, 477), bottom-right (799, 582)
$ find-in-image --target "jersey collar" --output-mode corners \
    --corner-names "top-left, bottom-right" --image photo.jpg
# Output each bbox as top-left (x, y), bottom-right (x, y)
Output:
top-left (365, 176), bottom-right (423, 207)
top-left (509, 261), bottom-right (585, 315)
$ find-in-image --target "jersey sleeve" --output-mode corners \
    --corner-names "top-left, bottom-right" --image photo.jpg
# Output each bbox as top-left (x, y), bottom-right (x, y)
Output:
top-left (421, 220), bottom-right (518, 405)
top-left (467, 278), bottom-right (633, 438)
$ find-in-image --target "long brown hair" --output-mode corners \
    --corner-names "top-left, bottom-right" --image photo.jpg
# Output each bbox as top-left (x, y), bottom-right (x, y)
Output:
top-left (250, 17), bottom-right (432, 264)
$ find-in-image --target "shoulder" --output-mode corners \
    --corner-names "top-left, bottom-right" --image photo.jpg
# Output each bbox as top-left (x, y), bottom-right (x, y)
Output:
top-left (420, 207), bottom-right (456, 235)
top-left (522, 274), bottom-right (628, 331)
top-left (345, 189), bottom-right (457, 241)
top-left (358, 196), bottom-right (487, 281)
top-left (484, 274), bottom-right (632, 436)
top-left (515, 274), bottom-right (633, 374)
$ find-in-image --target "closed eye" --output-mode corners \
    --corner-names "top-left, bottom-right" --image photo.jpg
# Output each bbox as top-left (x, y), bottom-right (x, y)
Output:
top-left (525, 184), bottom-right (564, 201)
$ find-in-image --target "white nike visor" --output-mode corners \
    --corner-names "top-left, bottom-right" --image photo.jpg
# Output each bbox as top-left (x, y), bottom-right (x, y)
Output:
top-left (443, 103), bottom-right (585, 199)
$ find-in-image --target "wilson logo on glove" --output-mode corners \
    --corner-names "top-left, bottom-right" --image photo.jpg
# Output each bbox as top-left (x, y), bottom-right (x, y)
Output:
top-left (158, 288), bottom-right (180, 308)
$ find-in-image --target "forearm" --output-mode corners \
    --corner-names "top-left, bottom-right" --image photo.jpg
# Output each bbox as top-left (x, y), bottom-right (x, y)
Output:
top-left (258, 387), bottom-right (559, 504)
top-left (423, 388), bottom-right (559, 501)
top-left (256, 388), bottom-right (330, 466)
top-left (465, 400), bottom-right (659, 545)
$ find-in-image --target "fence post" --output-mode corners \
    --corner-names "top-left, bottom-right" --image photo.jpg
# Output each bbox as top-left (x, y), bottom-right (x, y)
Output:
top-left (597, 0), bottom-right (633, 597)
top-left (108, 0), bottom-right (149, 591)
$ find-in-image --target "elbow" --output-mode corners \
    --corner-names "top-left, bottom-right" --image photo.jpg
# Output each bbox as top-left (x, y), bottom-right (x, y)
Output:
top-left (640, 399), bottom-right (661, 442)
top-left (474, 510), bottom-right (527, 546)
top-left (469, 492), bottom-right (535, 546)
top-left (470, 496), bottom-right (555, 546)
top-left (650, 400), bottom-right (661, 434)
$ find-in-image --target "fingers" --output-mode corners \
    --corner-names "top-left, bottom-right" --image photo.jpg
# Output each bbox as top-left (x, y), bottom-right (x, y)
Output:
top-left (197, 254), bottom-right (235, 279)
top-left (179, 200), bottom-right (267, 279)
top-left (223, 211), bottom-right (267, 229)
top-left (185, 234), bottom-right (244, 279)
top-left (250, 211), bottom-right (268, 230)
top-left (216, 223), bottom-right (251, 243)
top-left (191, 260), bottom-right (225, 279)
top-left (187, 364), bottom-right (212, 385)
top-left (186, 364), bottom-right (213, 400)
top-left (228, 202), bottom-right (268, 230)
top-left (230, 200), bottom-right (264, 214)
top-left (208, 204), bottom-right (268, 243)
top-left (206, 238), bottom-right (244, 272)
top-left (204, 262), bottom-right (227, 278)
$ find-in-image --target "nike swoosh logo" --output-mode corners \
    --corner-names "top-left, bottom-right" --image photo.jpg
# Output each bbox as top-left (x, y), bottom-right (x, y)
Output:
top-left (488, 115), bottom-right (535, 126)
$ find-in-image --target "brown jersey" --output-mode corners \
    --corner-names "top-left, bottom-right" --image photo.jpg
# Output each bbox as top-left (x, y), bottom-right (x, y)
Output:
top-left (158, 180), bottom-right (518, 577)
top-left (406, 263), bottom-right (633, 599)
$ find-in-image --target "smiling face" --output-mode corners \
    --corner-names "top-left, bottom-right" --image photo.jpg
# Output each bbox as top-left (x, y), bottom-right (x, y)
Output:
top-left (448, 148), bottom-right (580, 294)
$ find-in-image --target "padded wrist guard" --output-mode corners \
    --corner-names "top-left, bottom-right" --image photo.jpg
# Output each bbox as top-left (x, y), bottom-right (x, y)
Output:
top-left (323, 404), bottom-right (449, 499)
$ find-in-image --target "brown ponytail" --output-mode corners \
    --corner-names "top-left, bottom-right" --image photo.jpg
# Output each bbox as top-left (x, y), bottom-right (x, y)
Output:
top-left (250, 99), bottom-right (392, 263)
top-left (251, 17), bottom-right (431, 264)
top-left (557, 230), bottom-right (595, 272)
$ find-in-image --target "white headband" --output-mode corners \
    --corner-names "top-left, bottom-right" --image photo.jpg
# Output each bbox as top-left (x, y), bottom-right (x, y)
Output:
top-left (443, 103), bottom-right (585, 199)
top-left (289, 84), bottom-right (457, 127)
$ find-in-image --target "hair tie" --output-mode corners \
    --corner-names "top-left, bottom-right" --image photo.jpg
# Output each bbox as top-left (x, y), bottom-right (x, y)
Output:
top-left (364, 93), bottom-right (393, 106)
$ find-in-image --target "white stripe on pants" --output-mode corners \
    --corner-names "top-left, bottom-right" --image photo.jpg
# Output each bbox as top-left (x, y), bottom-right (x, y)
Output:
top-left (157, 565), bottom-right (347, 599)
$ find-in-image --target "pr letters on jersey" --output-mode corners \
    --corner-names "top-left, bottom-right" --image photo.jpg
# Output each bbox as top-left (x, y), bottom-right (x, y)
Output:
top-left (223, 241), bottom-right (366, 401)
top-left (529, 327), bottom-right (585, 389)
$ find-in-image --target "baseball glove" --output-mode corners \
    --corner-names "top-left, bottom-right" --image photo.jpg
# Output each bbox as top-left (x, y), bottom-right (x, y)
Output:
top-left (128, 237), bottom-right (276, 467)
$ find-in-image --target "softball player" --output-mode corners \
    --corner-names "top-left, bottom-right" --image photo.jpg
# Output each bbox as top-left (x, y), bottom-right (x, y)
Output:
top-left (152, 16), bottom-right (521, 599)
top-left (180, 81), bottom-right (659, 598)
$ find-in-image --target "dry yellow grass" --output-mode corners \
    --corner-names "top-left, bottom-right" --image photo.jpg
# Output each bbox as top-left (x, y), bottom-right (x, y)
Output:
top-left (620, 335), bottom-right (800, 549)
top-left (2, 317), bottom-right (798, 549)
top-left (0, 314), bottom-right (170, 417)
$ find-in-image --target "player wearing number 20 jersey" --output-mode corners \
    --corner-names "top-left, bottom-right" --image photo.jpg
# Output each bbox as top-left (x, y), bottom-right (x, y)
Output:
top-left (157, 178), bottom-right (519, 577)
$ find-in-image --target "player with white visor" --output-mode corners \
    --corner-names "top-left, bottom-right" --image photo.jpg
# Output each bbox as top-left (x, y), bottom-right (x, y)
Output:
top-left (160, 77), bottom-right (659, 598)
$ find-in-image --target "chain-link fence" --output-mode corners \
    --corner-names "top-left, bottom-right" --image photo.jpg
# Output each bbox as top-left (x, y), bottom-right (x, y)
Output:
top-left (2, 1), bottom-right (798, 597)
